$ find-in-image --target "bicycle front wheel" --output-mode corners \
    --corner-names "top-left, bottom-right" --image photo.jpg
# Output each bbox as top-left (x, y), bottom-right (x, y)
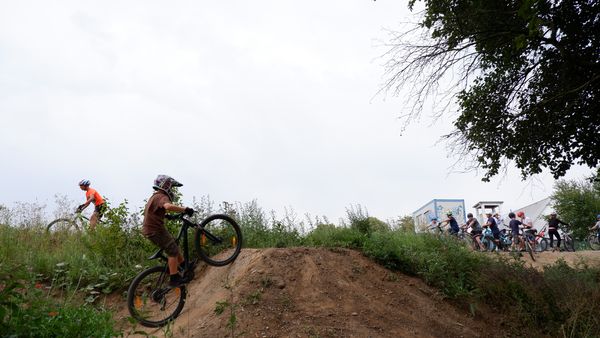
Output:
top-left (127, 265), bottom-right (187, 328)
top-left (588, 235), bottom-right (600, 250)
top-left (525, 241), bottom-right (536, 261)
top-left (195, 214), bottom-right (243, 266)
top-left (564, 237), bottom-right (575, 252)
top-left (46, 218), bottom-right (77, 232)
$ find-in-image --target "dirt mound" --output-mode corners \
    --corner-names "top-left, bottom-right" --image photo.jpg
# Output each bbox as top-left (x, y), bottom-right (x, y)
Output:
top-left (118, 248), bottom-right (501, 337)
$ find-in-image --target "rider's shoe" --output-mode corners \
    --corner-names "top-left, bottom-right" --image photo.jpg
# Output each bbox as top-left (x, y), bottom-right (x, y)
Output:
top-left (177, 262), bottom-right (186, 272)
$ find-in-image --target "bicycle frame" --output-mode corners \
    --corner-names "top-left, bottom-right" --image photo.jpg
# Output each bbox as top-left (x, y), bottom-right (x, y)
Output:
top-left (150, 216), bottom-right (227, 273)
top-left (535, 226), bottom-right (546, 240)
top-left (151, 218), bottom-right (197, 272)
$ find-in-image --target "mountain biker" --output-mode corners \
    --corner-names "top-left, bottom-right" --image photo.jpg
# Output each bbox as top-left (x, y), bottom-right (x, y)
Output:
top-left (428, 217), bottom-right (440, 233)
top-left (76, 180), bottom-right (105, 231)
top-left (441, 211), bottom-right (460, 235)
top-left (142, 175), bottom-right (195, 287)
top-left (508, 212), bottom-right (523, 252)
top-left (548, 212), bottom-right (569, 252)
top-left (462, 213), bottom-right (483, 250)
top-left (517, 211), bottom-right (536, 250)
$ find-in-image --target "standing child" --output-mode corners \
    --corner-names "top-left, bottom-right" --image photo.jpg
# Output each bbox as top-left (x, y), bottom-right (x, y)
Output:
top-left (485, 212), bottom-right (501, 249)
top-left (508, 212), bottom-right (522, 252)
top-left (142, 175), bottom-right (195, 287)
top-left (517, 211), bottom-right (536, 251)
top-left (547, 212), bottom-right (569, 251)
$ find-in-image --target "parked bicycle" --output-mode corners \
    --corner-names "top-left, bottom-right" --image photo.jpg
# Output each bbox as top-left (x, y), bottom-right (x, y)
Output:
top-left (127, 213), bottom-right (243, 327)
top-left (534, 226), bottom-right (549, 252)
top-left (561, 231), bottom-right (576, 252)
top-left (46, 210), bottom-right (90, 232)
top-left (587, 231), bottom-right (600, 250)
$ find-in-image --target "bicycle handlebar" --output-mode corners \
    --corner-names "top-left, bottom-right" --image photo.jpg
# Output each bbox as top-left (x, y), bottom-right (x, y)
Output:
top-left (165, 213), bottom-right (185, 220)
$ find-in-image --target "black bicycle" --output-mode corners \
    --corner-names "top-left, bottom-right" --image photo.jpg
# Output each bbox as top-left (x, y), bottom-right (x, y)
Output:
top-left (127, 213), bottom-right (243, 327)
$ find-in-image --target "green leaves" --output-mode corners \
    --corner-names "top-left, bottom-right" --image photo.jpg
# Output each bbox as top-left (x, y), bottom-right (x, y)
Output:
top-left (386, 0), bottom-right (600, 180)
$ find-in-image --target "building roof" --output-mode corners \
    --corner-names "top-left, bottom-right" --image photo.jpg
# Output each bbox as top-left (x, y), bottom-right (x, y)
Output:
top-left (472, 201), bottom-right (504, 208)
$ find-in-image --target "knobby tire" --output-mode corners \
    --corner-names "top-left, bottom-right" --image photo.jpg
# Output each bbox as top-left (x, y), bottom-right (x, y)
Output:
top-left (537, 238), bottom-right (548, 252)
top-left (588, 235), bottom-right (600, 250)
top-left (564, 237), bottom-right (575, 252)
top-left (46, 218), bottom-right (78, 232)
top-left (525, 241), bottom-right (535, 261)
top-left (127, 265), bottom-right (186, 327)
top-left (195, 214), bottom-right (243, 266)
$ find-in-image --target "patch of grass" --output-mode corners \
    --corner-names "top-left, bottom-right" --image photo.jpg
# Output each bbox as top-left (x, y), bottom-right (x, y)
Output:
top-left (244, 290), bottom-right (262, 305)
top-left (214, 300), bottom-right (230, 315)
top-left (0, 278), bottom-right (118, 337)
top-left (260, 276), bottom-right (273, 288)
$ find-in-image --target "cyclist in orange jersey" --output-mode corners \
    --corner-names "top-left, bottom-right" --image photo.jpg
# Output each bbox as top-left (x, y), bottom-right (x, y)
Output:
top-left (77, 179), bottom-right (106, 230)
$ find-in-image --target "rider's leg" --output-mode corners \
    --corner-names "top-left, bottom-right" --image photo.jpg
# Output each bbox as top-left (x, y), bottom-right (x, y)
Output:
top-left (475, 235), bottom-right (483, 250)
top-left (90, 212), bottom-right (99, 231)
top-left (549, 229), bottom-right (561, 251)
top-left (148, 230), bottom-right (185, 285)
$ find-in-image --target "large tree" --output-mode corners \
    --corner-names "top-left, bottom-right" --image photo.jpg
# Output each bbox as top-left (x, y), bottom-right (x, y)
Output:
top-left (382, 0), bottom-right (599, 181)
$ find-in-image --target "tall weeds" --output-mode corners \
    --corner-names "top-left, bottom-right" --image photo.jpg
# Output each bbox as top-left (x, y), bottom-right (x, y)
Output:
top-left (1, 197), bottom-right (599, 336)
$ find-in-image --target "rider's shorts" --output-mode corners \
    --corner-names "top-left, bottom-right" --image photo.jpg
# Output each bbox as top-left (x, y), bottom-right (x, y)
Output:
top-left (94, 203), bottom-right (106, 218)
top-left (471, 230), bottom-right (482, 236)
top-left (146, 228), bottom-right (180, 257)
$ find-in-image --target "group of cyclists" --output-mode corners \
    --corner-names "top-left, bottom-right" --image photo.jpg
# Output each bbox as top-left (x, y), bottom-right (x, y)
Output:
top-left (428, 209), bottom-right (600, 253)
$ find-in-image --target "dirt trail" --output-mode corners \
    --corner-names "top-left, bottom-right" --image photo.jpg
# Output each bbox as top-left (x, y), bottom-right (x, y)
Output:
top-left (116, 248), bottom-right (600, 337)
top-left (117, 248), bottom-right (501, 337)
top-left (516, 250), bottom-right (600, 270)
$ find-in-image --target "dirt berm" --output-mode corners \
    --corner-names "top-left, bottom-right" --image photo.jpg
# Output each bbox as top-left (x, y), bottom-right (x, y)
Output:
top-left (118, 247), bottom-right (509, 337)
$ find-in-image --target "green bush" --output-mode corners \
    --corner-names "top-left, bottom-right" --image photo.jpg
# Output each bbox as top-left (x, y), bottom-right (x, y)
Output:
top-left (305, 224), bottom-right (366, 248)
top-left (0, 278), bottom-right (119, 337)
top-left (363, 232), bottom-right (484, 298)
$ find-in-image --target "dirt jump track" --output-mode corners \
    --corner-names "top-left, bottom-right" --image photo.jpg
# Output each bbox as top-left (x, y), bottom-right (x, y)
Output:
top-left (116, 248), bottom-right (600, 338)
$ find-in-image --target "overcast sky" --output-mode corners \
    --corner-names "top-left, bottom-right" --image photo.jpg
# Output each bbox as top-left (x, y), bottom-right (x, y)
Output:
top-left (0, 0), bottom-right (593, 223)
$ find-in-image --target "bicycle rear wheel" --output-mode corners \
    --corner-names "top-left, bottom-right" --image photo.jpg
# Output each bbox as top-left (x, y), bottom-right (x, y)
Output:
top-left (127, 265), bottom-right (186, 327)
top-left (46, 218), bottom-right (77, 232)
top-left (537, 237), bottom-right (548, 252)
top-left (195, 214), bottom-right (243, 266)
top-left (588, 235), bottom-right (600, 250)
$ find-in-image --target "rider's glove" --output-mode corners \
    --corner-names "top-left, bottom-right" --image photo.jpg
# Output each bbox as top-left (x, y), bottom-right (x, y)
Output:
top-left (184, 207), bottom-right (195, 216)
top-left (76, 204), bottom-right (85, 212)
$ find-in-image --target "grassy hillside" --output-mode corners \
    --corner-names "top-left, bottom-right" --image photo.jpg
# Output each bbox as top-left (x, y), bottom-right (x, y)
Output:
top-left (1, 200), bottom-right (599, 337)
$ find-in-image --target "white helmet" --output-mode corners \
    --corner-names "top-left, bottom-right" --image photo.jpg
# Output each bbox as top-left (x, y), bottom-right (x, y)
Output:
top-left (153, 175), bottom-right (182, 200)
